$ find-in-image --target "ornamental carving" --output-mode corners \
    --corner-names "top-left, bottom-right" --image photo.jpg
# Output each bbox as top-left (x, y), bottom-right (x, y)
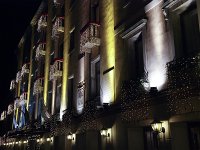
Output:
top-left (80, 23), bottom-right (101, 53)
top-left (49, 59), bottom-right (63, 80)
top-left (37, 14), bottom-right (48, 32)
top-left (35, 43), bottom-right (46, 61)
top-left (52, 17), bottom-right (64, 39)
top-left (33, 78), bottom-right (44, 95)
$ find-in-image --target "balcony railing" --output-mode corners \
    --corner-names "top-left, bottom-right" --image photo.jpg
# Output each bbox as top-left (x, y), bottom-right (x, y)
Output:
top-left (167, 54), bottom-right (200, 88)
top-left (80, 22), bottom-right (100, 52)
top-left (21, 63), bottom-right (30, 77)
top-left (52, 17), bottom-right (64, 39)
top-left (37, 14), bottom-right (48, 32)
top-left (49, 59), bottom-right (63, 80)
top-left (167, 54), bottom-right (200, 115)
top-left (53, 0), bottom-right (64, 6)
top-left (35, 43), bottom-right (46, 61)
top-left (16, 71), bottom-right (22, 83)
top-left (7, 104), bottom-right (14, 115)
top-left (19, 92), bottom-right (27, 106)
top-left (10, 80), bottom-right (16, 90)
top-left (33, 77), bottom-right (44, 95)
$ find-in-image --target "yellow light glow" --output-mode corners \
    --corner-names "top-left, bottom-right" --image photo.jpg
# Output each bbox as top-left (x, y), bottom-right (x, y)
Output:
top-left (101, 0), bottom-right (115, 104)
top-left (67, 134), bottom-right (72, 140)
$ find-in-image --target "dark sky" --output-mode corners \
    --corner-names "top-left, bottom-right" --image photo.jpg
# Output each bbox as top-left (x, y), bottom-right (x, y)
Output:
top-left (0, 0), bottom-right (41, 112)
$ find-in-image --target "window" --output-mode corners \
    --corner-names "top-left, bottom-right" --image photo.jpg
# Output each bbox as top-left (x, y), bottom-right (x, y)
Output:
top-left (180, 7), bottom-right (200, 55)
top-left (91, 56), bottom-right (100, 99)
top-left (121, 19), bottom-right (147, 80)
top-left (69, 29), bottom-right (75, 53)
top-left (68, 77), bottom-right (74, 109)
top-left (58, 41), bottom-right (64, 58)
top-left (91, 3), bottom-right (99, 22)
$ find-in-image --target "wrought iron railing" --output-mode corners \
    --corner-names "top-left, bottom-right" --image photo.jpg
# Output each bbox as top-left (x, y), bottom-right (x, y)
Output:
top-left (37, 14), bottom-right (48, 32)
top-left (35, 43), bottom-right (46, 61)
top-left (80, 22), bottom-right (100, 52)
top-left (9, 80), bottom-right (16, 90)
top-left (52, 17), bottom-right (64, 39)
top-left (16, 71), bottom-right (22, 83)
top-left (49, 59), bottom-right (63, 80)
top-left (21, 63), bottom-right (30, 77)
top-left (167, 54), bottom-right (200, 88)
top-left (33, 77), bottom-right (44, 95)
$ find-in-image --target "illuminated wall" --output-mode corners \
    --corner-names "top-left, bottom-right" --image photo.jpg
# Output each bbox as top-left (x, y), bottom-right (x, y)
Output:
top-left (100, 0), bottom-right (115, 104)
top-left (60, 0), bottom-right (70, 119)
top-left (43, 0), bottom-right (53, 107)
top-left (27, 26), bottom-right (34, 110)
top-left (145, 0), bottom-right (173, 90)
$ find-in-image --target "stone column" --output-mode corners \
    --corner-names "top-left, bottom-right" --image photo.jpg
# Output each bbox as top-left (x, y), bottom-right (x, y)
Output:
top-left (43, 0), bottom-right (53, 106)
top-left (100, 0), bottom-right (115, 104)
top-left (145, 0), bottom-right (173, 90)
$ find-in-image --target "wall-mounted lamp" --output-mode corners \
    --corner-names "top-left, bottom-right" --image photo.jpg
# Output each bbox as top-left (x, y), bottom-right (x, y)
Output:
top-left (23, 140), bottom-right (28, 144)
top-left (67, 133), bottom-right (73, 140)
top-left (151, 120), bottom-right (165, 134)
top-left (100, 128), bottom-right (111, 137)
top-left (46, 137), bottom-right (53, 143)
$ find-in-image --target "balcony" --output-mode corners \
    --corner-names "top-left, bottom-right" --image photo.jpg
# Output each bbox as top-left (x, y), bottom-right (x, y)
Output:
top-left (33, 77), bottom-right (44, 95)
top-left (53, 0), bottom-right (64, 6)
top-left (167, 54), bottom-right (200, 88)
top-left (49, 59), bottom-right (63, 80)
top-left (19, 92), bottom-right (27, 106)
top-left (37, 14), bottom-right (48, 32)
top-left (16, 71), bottom-right (22, 83)
top-left (52, 17), bottom-right (64, 39)
top-left (7, 104), bottom-right (14, 115)
top-left (167, 54), bottom-right (200, 115)
top-left (35, 42), bottom-right (46, 61)
top-left (80, 22), bottom-right (101, 52)
top-left (10, 80), bottom-right (16, 90)
top-left (21, 63), bottom-right (30, 77)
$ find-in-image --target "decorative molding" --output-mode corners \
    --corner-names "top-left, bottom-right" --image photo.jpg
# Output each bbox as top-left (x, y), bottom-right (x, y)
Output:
top-left (120, 19), bottom-right (147, 39)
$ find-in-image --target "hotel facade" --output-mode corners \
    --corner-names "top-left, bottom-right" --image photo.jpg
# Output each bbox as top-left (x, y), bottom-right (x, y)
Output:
top-left (0, 0), bottom-right (200, 149)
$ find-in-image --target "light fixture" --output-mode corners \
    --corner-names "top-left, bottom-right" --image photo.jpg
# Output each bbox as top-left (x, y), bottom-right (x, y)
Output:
top-left (151, 120), bottom-right (165, 134)
top-left (46, 138), bottom-right (50, 142)
top-left (23, 140), bottom-right (28, 144)
top-left (37, 139), bottom-right (40, 143)
top-left (15, 141), bottom-right (19, 145)
top-left (67, 133), bottom-right (73, 140)
top-left (100, 128), bottom-right (111, 137)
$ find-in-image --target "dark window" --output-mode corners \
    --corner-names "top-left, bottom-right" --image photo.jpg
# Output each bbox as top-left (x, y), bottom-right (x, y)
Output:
top-left (69, 30), bottom-right (75, 53)
top-left (91, 3), bottom-right (99, 22)
top-left (128, 32), bottom-right (144, 79)
top-left (68, 77), bottom-right (74, 109)
top-left (95, 60), bottom-right (100, 96)
top-left (180, 8), bottom-right (200, 56)
top-left (58, 42), bottom-right (64, 58)
top-left (91, 58), bottom-right (100, 99)
top-left (70, 0), bottom-right (75, 8)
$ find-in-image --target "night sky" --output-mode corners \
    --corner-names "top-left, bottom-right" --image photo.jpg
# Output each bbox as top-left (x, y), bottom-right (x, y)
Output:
top-left (0, 0), bottom-right (41, 112)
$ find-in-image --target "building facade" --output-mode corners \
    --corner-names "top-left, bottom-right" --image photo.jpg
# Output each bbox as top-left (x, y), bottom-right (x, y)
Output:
top-left (0, 0), bottom-right (200, 149)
